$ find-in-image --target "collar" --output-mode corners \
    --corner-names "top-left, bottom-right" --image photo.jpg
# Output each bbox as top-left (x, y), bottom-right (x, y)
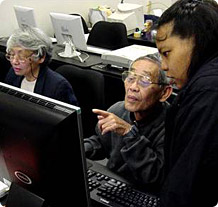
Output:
top-left (129, 102), bottom-right (166, 127)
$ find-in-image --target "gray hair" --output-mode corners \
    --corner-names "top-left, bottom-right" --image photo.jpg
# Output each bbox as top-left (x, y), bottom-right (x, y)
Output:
top-left (6, 26), bottom-right (52, 64)
top-left (130, 52), bottom-right (169, 87)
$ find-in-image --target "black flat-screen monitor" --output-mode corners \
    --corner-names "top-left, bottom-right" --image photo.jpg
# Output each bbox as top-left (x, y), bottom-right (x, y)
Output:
top-left (0, 82), bottom-right (90, 207)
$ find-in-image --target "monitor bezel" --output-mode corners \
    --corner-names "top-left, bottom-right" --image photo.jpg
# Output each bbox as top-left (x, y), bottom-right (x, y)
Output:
top-left (0, 82), bottom-right (90, 207)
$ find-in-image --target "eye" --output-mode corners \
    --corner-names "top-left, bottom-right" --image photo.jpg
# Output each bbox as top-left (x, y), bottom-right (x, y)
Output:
top-left (18, 55), bottom-right (26, 60)
top-left (139, 80), bottom-right (151, 87)
top-left (9, 53), bottom-right (15, 57)
top-left (162, 51), bottom-right (169, 57)
top-left (127, 75), bottom-right (135, 82)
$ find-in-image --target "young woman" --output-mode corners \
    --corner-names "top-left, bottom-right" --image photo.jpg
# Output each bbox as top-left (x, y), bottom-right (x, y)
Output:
top-left (156, 0), bottom-right (218, 206)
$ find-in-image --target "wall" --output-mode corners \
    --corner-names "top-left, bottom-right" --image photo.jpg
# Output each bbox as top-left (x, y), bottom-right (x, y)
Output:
top-left (0, 0), bottom-right (173, 37)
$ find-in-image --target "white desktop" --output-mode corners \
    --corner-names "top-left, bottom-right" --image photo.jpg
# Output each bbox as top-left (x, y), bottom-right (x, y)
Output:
top-left (50, 12), bottom-right (87, 59)
top-left (50, 12), bottom-right (111, 61)
top-left (13, 5), bottom-right (57, 44)
top-left (107, 3), bottom-right (144, 35)
top-left (13, 5), bottom-right (37, 29)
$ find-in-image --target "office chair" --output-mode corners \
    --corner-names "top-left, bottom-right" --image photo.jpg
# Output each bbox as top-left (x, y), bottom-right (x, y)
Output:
top-left (0, 51), bottom-right (11, 81)
top-left (55, 64), bottom-right (106, 137)
top-left (87, 21), bottom-right (130, 50)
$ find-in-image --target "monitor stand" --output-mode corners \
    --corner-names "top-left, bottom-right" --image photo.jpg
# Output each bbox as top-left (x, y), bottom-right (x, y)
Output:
top-left (5, 182), bottom-right (46, 207)
top-left (58, 41), bottom-right (81, 58)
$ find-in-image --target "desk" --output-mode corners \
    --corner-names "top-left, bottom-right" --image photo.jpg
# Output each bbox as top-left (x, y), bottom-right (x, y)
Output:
top-left (128, 34), bottom-right (156, 48)
top-left (51, 44), bottom-right (103, 69)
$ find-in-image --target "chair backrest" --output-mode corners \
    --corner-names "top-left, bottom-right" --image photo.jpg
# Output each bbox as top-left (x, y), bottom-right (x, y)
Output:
top-left (87, 21), bottom-right (129, 50)
top-left (0, 51), bottom-right (11, 82)
top-left (55, 64), bottom-right (105, 137)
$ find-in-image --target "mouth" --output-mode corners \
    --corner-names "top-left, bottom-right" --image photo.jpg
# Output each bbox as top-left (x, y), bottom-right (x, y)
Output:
top-left (127, 95), bottom-right (139, 102)
top-left (13, 67), bottom-right (21, 73)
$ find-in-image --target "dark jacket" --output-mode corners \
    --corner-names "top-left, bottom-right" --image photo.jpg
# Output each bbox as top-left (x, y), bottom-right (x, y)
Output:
top-left (4, 66), bottom-right (78, 106)
top-left (84, 101), bottom-right (169, 192)
top-left (161, 56), bottom-right (218, 207)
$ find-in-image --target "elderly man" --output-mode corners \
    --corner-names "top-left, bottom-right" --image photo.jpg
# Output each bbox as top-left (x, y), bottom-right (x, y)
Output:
top-left (84, 53), bottom-right (172, 192)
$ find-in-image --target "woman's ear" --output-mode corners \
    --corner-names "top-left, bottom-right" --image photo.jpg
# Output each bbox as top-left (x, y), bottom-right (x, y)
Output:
top-left (159, 85), bottom-right (173, 102)
top-left (38, 55), bottom-right (46, 64)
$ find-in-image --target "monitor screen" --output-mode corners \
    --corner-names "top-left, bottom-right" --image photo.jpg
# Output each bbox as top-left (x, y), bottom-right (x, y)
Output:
top-left (50, 12), bottom-right (87, 51)
top-left (14, 5), bottom-right (37, 29)
top-left (0, 82), bottom-right (90, 207)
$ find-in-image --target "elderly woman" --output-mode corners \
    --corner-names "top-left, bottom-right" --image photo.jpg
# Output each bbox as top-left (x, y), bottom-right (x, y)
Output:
top-left (4, 26), bottom-right (78, 105)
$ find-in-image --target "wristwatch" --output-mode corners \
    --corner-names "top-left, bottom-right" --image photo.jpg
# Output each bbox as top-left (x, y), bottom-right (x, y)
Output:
top-left (128, 123), bottom-right (138, 136)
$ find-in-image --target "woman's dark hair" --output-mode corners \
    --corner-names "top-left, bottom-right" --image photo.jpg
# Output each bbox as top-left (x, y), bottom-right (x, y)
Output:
top-left (157, 0), bottom-right (218, 79)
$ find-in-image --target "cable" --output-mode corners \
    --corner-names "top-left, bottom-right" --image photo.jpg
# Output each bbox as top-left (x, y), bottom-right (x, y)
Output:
top-left (77, 50), bottom-right (90, 63)
top-left (55, 47), bottom-right (89, 63)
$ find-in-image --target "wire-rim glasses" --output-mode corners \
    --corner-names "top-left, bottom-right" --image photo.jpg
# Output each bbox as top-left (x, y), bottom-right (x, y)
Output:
top-left (122, 71), bottom-right (161, 88)
top-left (5, 52), bottom-right (34, 63)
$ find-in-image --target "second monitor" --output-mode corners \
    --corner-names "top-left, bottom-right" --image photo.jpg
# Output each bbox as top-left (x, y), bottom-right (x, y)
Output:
top-left (14, 5), bottom-right (37, 29)
top-left (50, 12), bottom-right (87, 58)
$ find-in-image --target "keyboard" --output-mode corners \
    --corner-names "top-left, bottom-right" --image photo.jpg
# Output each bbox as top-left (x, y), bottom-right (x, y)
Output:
top-left (87, 169), bottom-right (160, 207)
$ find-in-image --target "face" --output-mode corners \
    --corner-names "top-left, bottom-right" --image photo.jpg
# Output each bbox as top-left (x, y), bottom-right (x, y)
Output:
top-left (124, 59), bottom-right (163, 119)
top-left (156, 22), bottom-right (195, 89)
top-left (7, 47), bottom-right (43, 81)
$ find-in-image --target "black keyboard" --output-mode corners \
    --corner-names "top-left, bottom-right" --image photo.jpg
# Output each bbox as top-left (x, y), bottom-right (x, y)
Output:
top-left (87, 169), bottom-right (160, 207)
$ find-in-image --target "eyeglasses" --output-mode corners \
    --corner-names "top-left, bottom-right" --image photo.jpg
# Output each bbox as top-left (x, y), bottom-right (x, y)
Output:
top-left (122, 71), bottom-right (161, 88)
top-left (5, 53), bottom-right (33, 63)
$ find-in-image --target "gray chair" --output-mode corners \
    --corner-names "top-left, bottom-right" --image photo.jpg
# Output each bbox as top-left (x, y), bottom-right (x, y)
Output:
top-left (55, 64), bottom-right (106, 137)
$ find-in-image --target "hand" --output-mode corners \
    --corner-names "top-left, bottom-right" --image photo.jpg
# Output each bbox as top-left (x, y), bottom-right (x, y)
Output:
top-left (92, 109), bottom-right (132, 136)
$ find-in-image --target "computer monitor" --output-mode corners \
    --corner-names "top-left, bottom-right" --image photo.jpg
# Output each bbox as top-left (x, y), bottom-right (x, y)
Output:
top-left (14, 5), bottom-right (37, 29)
top-left (108, 3), bottom-right (144, 35)
top-left (50, 12), bottom-right (87, 58)
top-left (0, 82), bottom-right (90, 207)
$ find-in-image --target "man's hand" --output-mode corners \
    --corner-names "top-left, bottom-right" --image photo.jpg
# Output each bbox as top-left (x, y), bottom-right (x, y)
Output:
top-left (92, 109), bottom-right (132, 136)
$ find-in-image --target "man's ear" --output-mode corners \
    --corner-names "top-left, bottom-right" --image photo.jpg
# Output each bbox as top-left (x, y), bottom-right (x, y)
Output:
top-left (159, 85), bottom-right (173, 102)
